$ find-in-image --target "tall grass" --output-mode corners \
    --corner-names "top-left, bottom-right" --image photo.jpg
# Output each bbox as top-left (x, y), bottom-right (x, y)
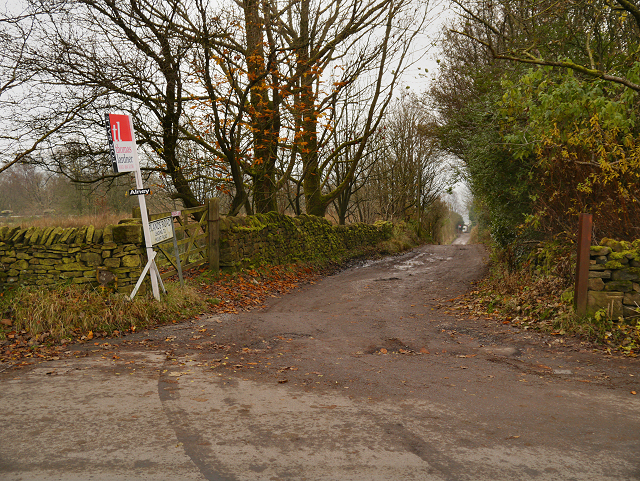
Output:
top-left (0, 213), bottom-right (129, 230)
top-left (0, 282), bottom-right (206, 344)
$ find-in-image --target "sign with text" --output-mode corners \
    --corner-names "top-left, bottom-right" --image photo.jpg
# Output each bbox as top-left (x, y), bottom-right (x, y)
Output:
top-left (105, 113), bottom-right (140, 173)
top-left (148, 216), bottom-right (173, 246)
top-left (128, 188), bottom-right (150, 196)
top-left (105, 111), bottom-right (162, 301)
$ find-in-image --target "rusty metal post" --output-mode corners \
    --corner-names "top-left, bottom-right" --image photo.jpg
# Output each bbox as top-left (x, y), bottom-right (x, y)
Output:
top-left (208, 198), bottom-right (220, 271)
top-left (574, 213), bottom-right (592, 316)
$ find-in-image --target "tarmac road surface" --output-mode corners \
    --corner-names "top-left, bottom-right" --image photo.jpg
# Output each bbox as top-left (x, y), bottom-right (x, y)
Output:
top-left (1, 242), bottom-right (639, 480)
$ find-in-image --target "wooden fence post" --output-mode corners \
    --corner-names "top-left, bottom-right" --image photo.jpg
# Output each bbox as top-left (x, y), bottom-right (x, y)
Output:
top-left (208, 198), bottom-right (219, 271)
top-left (574, 213), bottom-right (592, 316)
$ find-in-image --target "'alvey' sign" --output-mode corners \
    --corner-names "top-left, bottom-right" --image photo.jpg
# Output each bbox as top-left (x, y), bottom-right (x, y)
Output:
top-left (128, 188), bottom-right (151, 196)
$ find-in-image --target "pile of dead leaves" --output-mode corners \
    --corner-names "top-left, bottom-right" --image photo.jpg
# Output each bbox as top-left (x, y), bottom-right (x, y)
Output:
top-left (189, 264), bottom-right (325, 314)
top-left (458, 269), bottom-right (571, 329)
top-left (456, 265), bottom-right (639, 355)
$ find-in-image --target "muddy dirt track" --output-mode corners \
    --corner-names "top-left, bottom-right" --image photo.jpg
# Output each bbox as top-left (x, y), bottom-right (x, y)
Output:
top-left (1, 241), bottom-right (640, 480)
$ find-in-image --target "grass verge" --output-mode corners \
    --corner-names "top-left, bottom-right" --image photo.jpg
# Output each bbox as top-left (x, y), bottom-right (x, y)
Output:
top-left (0, 282), bottom-right (206, 362)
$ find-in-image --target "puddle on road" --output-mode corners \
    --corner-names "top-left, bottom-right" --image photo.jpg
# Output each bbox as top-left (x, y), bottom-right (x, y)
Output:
top-left (396, 254), bottom-right (455, 269)
top-left (394, 260), bottom-right (424, 270)
top-left (393, 252), bottom-right (427, 271)
top-left (355, 250), bottom-right (456, 272)
top-left (357, 258), bottom-right (386, 269)
top-left (481, 346), bottom-right (522, 357)
top-left (426, 255), bottom-right (453, 263)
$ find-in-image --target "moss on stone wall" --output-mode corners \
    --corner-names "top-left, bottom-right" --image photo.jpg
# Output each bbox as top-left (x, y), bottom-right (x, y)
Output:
top-left (219, 213), bottom-right (393, 269)
top-left (0, 212), bottom-right (394, 292)
top-left (588, 238), bottom-right (640, 320)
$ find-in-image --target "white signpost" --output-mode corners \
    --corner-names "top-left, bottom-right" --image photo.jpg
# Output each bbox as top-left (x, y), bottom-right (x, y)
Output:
top-left (105, 113), bottom-right (164, 300)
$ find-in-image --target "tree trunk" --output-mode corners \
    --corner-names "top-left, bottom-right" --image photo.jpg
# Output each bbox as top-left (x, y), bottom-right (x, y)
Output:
top-left (297, 0), bottom-right (326, 217)
top-left (244, 0), bottom-right (279, 213)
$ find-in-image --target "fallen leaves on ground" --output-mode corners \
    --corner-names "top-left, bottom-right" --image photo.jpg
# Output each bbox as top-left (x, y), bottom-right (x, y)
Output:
top-left (453, 266), bottom-right (639, 356)
top-left (189, 264), bottom-right (324, 314)
top-left (0, 263), bottom-right (327, 365)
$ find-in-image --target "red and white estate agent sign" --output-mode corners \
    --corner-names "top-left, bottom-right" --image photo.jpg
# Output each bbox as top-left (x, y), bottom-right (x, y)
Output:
top-left (105, 113), bottom-right (164, 300)
top-left (105, 113), bottom-right (139, 173)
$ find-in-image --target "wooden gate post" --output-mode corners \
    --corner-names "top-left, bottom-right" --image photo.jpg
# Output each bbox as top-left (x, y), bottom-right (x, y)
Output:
top-left (208, 198), bottom-right (220, 271)
top-left (574, 213), bottom-right (592, 316)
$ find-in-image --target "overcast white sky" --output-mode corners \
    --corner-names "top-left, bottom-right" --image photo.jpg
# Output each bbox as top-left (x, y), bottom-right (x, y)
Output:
top-left (397, 0), bottom-right (453, 94)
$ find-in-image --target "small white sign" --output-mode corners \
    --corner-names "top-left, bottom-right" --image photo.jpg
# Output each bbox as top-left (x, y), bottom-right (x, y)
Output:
top-left (148, 216), bottom-right (173, 245)
top-left (128, 188), bottom-right (151, 196)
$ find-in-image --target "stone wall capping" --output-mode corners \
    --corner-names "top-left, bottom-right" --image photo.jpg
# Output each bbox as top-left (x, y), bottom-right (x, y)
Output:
top-left (86, 225), bottom-right (95, 244)
top-left (3, 226), bottom-right (19, 241)
top-left (590, 246), bottom-right (611, 256)
top-left (25, 227), bottom-right (37, 244)
top-left (73, 226), bottom-right (88, 245)
top-left (59, 228), bottom-right (74, 244)
top-left (10, 228), bottom-right (27, 243)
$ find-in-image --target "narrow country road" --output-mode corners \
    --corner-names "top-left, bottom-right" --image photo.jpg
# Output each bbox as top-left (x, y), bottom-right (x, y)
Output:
top-left (1, 242), bottom-right (639, 480)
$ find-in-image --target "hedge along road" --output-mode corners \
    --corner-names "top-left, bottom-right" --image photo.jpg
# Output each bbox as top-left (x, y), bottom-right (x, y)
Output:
top-left (1, 240), bottom-right (640, 481)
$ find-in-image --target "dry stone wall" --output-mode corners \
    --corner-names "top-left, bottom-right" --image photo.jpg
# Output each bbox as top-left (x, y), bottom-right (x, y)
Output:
top-left (587, 238), bottom-right (640, 320)
top-left (0, 222), bottom-right (145, 293)
top-left (0, 213), bottom-right (393, 292)
top-left (219, 213), bottom-right (393, 269)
